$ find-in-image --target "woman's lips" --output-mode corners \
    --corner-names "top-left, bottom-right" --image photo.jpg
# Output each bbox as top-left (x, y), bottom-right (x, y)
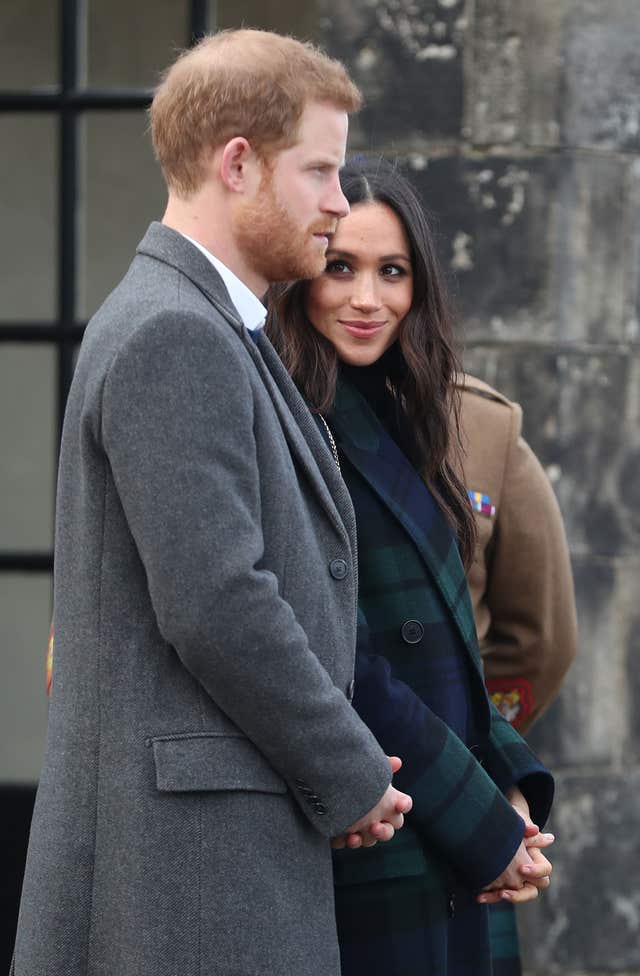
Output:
top-left (339, 320), bottom-right (388, 338)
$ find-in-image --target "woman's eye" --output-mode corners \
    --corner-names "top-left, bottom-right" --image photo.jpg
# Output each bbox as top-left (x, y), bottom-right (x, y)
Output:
top-left (381, 264), bottom-right (406, 277)
top-left (325, 260), bottom-right (351, 274)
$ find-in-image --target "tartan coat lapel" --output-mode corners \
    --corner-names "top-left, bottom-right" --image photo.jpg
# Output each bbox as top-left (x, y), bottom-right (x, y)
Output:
top-left (329, 379), bottom-right (482, 677)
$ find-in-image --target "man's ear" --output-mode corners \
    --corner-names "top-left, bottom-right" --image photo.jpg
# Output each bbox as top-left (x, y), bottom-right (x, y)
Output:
top-left (220, 137), bottom-right (258, 193)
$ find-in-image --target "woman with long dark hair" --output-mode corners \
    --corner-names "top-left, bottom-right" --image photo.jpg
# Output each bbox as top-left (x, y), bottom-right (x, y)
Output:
top-left (267, 157), bottom-right (554, 976)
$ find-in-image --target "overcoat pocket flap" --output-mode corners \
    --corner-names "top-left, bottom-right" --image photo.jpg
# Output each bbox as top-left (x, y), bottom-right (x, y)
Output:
top-left (151, 733), bottom-right (288, 795)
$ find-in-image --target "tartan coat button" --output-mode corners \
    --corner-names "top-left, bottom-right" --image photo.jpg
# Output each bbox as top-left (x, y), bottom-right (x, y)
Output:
top-left (329, 558), bottom-right (348, 580)
top-left (401, 619), bottom-right (424, 644)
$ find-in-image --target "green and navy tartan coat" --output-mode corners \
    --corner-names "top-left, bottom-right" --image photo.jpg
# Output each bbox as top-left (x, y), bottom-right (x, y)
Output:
top-left (326, 379), bottom-right (553, 976)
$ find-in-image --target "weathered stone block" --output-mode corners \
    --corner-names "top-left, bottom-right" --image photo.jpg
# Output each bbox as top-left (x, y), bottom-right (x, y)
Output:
top-left (459, 348), bottom-right (640, 559)
top-left (470, 0), bottom-right (566, 147)
top-left (469, 0), bottom-right (640, 153)
top-left (526, 557), bottom-right (629, 770)
top-left (544, 152), bottom-right (634, 345)
top-left (409, 154), bottom-right (557, 337)
top-left (562, 0), bottom-right (640, 152)
top-left (621, 571), bottom-right (640, 763)
top-left (406, 152), bottom-right (633, 343)
top-left (320, 0), bottom-right (467, 147)
top-left (629, 159), bottom-right (640, 341)
top-left (519, 771), bottom-right (640, 973)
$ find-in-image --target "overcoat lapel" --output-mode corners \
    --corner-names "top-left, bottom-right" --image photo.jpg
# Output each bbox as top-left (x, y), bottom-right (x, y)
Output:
top-left (246, 331), bottom-right (356, 547)
top-left (329, 380), bottom-right (482, 674)
top-left (137, 223), bottom-right (353, 550)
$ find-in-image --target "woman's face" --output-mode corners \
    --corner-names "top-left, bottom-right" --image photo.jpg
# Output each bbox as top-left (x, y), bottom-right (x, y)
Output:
top-left (304, 201), bottom-right (413, 367)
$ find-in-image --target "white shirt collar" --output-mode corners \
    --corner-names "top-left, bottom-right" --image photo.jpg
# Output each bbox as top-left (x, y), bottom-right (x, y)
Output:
top-left (182, 234), bottom-right (266, 332)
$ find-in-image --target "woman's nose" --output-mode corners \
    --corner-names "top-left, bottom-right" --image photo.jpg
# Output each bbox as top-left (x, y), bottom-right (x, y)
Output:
top-left (350, 276), bottom-right (381, 311)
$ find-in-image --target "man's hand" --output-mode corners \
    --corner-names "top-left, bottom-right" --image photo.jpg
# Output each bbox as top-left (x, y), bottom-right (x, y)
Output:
top-left (331, 757), bottom-right (412, 849)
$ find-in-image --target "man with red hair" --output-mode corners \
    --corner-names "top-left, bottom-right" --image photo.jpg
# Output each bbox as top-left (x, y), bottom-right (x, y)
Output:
top-left (13, 31), bottom-right (411, 976)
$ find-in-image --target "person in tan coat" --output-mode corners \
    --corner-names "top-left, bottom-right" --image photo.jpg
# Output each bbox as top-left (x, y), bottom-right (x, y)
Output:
top-left (456, 374), bottom-right (578, 734)
top-left (455, 373), bottom-right (578, 976)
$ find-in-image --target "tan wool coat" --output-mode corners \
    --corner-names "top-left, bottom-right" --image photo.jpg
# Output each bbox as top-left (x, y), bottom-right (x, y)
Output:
top-left (454, 375), bottom-right (578, 732)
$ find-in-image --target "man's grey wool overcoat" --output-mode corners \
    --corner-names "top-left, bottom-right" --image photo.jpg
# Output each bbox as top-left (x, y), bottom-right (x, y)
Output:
top-left (12, 223), bottom-right (392, 976)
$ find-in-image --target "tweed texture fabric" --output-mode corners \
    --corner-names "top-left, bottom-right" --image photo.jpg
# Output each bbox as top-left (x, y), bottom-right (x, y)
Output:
top-left (12, 224), bottom-right (392, 976)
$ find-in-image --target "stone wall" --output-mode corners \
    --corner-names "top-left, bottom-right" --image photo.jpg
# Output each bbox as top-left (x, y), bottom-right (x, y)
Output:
top-left (321, 1), bottom-right (640, 972)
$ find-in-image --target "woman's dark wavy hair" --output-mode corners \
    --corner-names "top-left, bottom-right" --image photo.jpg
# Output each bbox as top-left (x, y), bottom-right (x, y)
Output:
top-left (266, 155), bottom-right (476, 566)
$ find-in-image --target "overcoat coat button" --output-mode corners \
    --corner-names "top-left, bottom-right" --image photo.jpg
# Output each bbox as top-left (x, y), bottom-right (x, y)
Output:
top-left (329, 558), bottom-right (348, 580)
top-left (346, 679), bottom-right (355, 702)
top-left (401, 619), bottom-right (424, 644)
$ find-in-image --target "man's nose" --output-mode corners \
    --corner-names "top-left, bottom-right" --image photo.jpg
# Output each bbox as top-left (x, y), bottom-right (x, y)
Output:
top-left (322, 176), bottom-right (350, 219)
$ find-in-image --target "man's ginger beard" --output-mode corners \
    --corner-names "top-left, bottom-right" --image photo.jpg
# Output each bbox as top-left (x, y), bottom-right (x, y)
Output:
top-left (234, 166), bottom-right (335, 284)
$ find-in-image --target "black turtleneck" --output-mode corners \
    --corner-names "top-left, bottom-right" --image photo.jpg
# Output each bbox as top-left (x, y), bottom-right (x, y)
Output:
top-left (339, 344), bottom-right (421, 469)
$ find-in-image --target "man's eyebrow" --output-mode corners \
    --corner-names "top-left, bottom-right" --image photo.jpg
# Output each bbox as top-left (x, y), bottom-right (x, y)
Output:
top-left (308, 155), bottom-right (341, 167)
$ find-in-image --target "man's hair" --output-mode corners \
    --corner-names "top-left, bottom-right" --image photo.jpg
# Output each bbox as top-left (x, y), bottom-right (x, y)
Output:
top-left (150, 29), bottom-right (362, 198)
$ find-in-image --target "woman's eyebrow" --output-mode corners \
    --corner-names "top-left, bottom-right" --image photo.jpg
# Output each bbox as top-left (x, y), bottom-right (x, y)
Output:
top-left (326, 248), bottom-right (411, 263)
top-left (378, 253), bottom-right (411, 263)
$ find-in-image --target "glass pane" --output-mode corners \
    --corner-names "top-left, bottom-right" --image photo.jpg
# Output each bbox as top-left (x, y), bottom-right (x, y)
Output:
top-left (214, 0), bottom-right (320, 40)
top-left (0, 115), bottom-right (57, 322)
top-left (85, 0), bottom-right (189, 88)
top-left (78, 111), bottom-right (166, 319)
top-left (0, 574), bottom-right (51, 782)
top-left (0, 0), bottom-right (58, 90)
top-left (0, 345), bottom-right (56, 550)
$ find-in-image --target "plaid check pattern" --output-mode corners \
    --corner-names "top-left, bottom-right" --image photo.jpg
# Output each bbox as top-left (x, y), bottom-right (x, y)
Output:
top-left (488, 901), bottom-right (522, 976)
top-left (327, 379), bottom-right (552, 976)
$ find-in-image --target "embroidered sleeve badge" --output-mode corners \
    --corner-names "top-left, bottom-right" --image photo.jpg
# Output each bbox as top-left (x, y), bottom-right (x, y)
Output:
top-left (485, 677), bottom-right (533, 727)
top-left (469, 490), bottom-right (496, 517)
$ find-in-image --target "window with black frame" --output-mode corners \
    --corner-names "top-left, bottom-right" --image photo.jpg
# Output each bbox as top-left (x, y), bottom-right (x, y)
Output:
top-left (0, 0), bottom-right (211, 771)
top-left (0, 0), bottom-right (322, 793)
top-left (0, 1), bottom-right (212, 966)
